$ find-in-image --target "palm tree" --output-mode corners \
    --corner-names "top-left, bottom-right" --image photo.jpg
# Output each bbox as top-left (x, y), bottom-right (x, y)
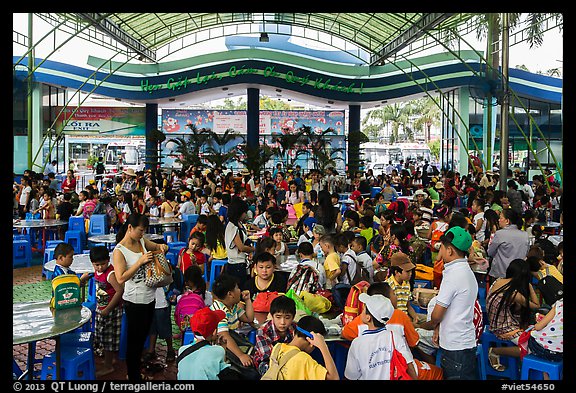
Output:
top-left (237, 142), bottom-right (275, 177)
top-left (301, 126), bottom-right (346, 172)
top-left (362, 103), bottom-right (412, 144)
top-left (412, 97), bottom-right (441, 142)
top-left (202, 128), bottom-right (243, 169)
top-left (347, 129), bottom-right (370, 173)
top-left (270, 128), bottom-right (308, 170)
top-left (165, 123), bottom-right (211, 170)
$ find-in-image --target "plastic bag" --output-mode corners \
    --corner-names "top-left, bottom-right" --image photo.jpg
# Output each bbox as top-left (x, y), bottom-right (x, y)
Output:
top-left (300, 290), bottom-right (332, 314)
top-left (284, 288), bottom-right (312, 315)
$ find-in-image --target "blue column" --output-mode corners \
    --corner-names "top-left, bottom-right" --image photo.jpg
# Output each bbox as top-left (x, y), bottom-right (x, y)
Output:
top-left (145, 103), bottom-right (158, 170)
top-left (247, 88), bottom-right (260, 149)
top-left (348, 104), bottom-right (362, 173)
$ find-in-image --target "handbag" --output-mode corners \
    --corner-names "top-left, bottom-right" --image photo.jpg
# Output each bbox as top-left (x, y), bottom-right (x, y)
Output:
top-left (252, 291), bottom-right (281, 313)
top-left (390, 331), bottom-right (412, 380)
top-left (141, 242), bottom-right (174, 288)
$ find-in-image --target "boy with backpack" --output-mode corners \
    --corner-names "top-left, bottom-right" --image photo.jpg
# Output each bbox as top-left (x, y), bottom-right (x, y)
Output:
top-left (261, 315), bottom-right (339, 380)
top-left (350, 236), bottom-right (374, 283)
top-left (253, 295), bottom-right (297, 375)
top-left (177, 307), bottom-right (231, 380)
top-left (296, 241), bottom-right (326, 289)
top-left (90, 245), bottom-right (124, 377)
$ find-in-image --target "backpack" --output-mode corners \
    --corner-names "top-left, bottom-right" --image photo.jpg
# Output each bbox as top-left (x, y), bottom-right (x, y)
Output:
top-left (536, 269), bottom-right (563, 306)
top-left (95, 162), bottom-right (105, 175)
top-left (286, 264), bottom-right (321, 296)
top-left (261, 344), bottom-right (301, 380)
top-left (473, 298), bottom-right (484, 345)
top-left (430, 221), bottom-right (448, 251)
top-left (345, 254), bottom-right (370, 286)
top-left (341, 280), bottom-right (371, 326)
top-left (174, 292), bottom-right (206, 332)
top-left (50, 274), bottom-right (82, 310)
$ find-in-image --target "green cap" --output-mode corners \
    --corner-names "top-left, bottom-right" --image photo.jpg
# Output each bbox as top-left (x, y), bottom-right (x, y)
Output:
top-left (441, 226), bottom-right (472, 252)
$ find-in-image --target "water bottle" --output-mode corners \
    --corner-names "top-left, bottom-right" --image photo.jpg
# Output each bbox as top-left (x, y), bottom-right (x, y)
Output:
top-left (545, 209), bottom-right (551, 225)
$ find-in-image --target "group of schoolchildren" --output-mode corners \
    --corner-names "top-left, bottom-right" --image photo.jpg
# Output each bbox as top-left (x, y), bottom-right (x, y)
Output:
top-left (42, 160), bottom-right (563, 381)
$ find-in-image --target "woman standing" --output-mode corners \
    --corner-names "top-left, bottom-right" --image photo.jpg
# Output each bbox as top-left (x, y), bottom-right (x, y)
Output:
top-left (61, 169), bottom-right (77, 195)
top-left (487, 209), bottom-right (530, 282)
top-left (224, 197), bottom-right (255, 283)
top-left (113, 213), bottom-right (169, 380)
top-left (314, 189), bottom-right (342, 234)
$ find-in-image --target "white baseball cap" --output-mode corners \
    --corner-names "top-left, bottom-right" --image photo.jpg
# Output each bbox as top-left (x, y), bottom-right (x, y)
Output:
top-left (358, 293), bottom-right (394, 323)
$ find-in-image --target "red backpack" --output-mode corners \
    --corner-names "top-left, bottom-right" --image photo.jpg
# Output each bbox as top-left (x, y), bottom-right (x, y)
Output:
top-left (341, 280), bottom-right (371, 326)
top-left (473, 298), bottom-right (484, 345)
top-left (174, 291), bottom-right (206, 333)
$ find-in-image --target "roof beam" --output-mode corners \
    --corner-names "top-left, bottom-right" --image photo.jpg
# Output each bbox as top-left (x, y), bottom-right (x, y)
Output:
top-left (76, 13), bottom-right (156, 62)
top-left (370, 13), bottom-right (454, 65)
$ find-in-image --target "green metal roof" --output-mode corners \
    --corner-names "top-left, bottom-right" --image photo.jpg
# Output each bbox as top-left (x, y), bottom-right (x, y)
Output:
top-left (56, 13), bottom-right (479, 64)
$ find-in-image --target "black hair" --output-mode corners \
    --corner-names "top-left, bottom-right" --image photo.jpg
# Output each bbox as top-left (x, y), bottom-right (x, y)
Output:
top-left (268, 226), bottom-right (284, 239)
top-left (227, 197), bottom-right (249, 226)
top-left (342, 230), bottom-right (356, 246)
top-left (115, 213), bottom-right (149, 243)
top-left (211, 273), bottom-right (240, 300)
top-left (63, 192), bottom-right (72, 201)
top-left (448, 212), bottom-right (469, 230)
top-left (490, 258), bottom-right (533, 330)
top-left (303, 202), bottom-right (313, 210)
top-left (269, 295), bottom-right (296, 317)
top-left (205, 214), bottom-right (225, 252)
top-left (297, 241), bottom-right (314, 256)
top-left (364, 305), bottom-right (386, 328)
top-left (213, 191), bottom-right (223, 200)
top-left (502, 208), bottom-right (523, 229)
top-left (296, 315), bottom-right (326, 338)
top-left (525, 255), bottom-right (543, 272)
top-left (308, 190), bottom-right (318, 204)
top-left (344, 210), bottom-right (360, 226)
top-left (270, 211), bottom-right (284, 225)
top-left (190, 231), bottom-right (205, 245)
top-left (352, 235), bottom-right (367, 250)
top-left (196, 214), bottom-right (209, 226)
top-left (54, 242), bottom-right (75, 259)
top-left (221, 193), bottom-right (232, 205)
top-left (255, 236), bottom-right (276, 256)
top-left (89, 245), bottom-right (110, 263)
top-left (367, 281), bottom-right (393, 298)
top-left (380, 209), bottom-right (396, 222)
top-left (360, 215), bottom-right (373, 229)
top-left (184, 265), bottom-right (206, 298)
top-left (254, 251), bottom-right (276, 265)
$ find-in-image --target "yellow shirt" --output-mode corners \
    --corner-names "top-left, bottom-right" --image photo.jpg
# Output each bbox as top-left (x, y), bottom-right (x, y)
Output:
top-left (273, 343), bottom-right (327, 380)
top-left (323, 252), bottom-right (340, 279)
top-left (305, 178), bottom-right (313, 193)
top-left (537, 264), bottom-right (563, 284)
top-left (385, 275), bottom-right (412, 313)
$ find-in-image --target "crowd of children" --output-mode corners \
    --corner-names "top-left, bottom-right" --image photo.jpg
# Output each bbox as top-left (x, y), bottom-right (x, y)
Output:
top-left (24, 159), bottom-right (563, 381)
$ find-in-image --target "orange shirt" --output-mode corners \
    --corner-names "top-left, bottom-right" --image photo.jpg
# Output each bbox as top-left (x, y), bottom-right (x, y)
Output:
top-left (341, 308), bottom-right (419, 347)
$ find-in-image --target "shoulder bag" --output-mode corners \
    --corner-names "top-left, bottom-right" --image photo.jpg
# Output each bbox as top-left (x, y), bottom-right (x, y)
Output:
top-left (141, 242), bottom-right (174, 288)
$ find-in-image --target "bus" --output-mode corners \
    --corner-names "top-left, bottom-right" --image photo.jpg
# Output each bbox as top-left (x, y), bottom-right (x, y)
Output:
top-left (104, 139), bottom-right (146, 172)
top-left (395, 142), bottom-right (432, 163)
top-left (361, 142), bottom-right (402, 165)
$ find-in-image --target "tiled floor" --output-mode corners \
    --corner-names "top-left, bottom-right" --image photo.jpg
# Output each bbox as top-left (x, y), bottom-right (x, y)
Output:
top-left (13, 259), bottom-right (178, 380)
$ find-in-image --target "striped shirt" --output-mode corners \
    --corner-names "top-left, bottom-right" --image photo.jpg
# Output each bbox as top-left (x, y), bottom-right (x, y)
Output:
top-left (210, 299), bottom-right (245, 333)
top-left (385, 275), bottom-right (412, 313)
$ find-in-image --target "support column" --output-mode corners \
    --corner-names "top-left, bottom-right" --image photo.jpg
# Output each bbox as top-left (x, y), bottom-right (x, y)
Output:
top-left (483, 98), bottom-right (497, 170)
top-left (458, 87), bottom-right (470, 175)
top-left (145, 103), bottom-right (158, 170)
top-left (499, 12), bottom-right (510, 191)
top-left (246, 88), bottom-right (260, 149)
top-left (347, 104), bottom-right (362, 174)
top-left (31, 83), bottom-right (43, 171)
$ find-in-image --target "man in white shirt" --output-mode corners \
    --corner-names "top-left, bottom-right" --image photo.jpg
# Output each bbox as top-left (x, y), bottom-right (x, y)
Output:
top-left (417, 226), bottom-right (478, 380)
top-left (44, 160), bottom-right (57, 176)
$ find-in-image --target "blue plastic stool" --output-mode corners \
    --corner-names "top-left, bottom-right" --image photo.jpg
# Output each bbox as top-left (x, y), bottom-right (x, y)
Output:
top-left (520, 354), bottom-right (563, 380)
top-left (46, 240), bottom-right (64, 249)
top-left (60, 331), bottom-right (93, 349)
top-left (81, 278), bottom-right (97, 332)
top-left (68, 216), bottom-right (86, 233)
top-left (163, 231), bottom-right (179, 244)
top-left (414, 279), bottom-right (432, 289)
top-left (168, 241), bottom-right (187, 253)
top-left (40, 346), bottom-right (95, 380)
top-left (64, 230), bottom-right (85, 255)
top-left (182, 330), bottom-right (195, 345)
top-left (88, 214), bottom-right (108, 236)
top-left (480, 327), bottom-right (519, 380)
top-left (13, 239), bottom-right (32, 267)
top-left (43, 247), bottom-right (56, 279)
top-left (180, 214), bottom-right (199, 241)
top-left (371, 187), bottom-right (382, 198)
top-left (14, 233), bottom-right (33, 245)
top-left (209, 259), bottom-right (228, 291)
top-left (165, 252), bottom-right (178, 267)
